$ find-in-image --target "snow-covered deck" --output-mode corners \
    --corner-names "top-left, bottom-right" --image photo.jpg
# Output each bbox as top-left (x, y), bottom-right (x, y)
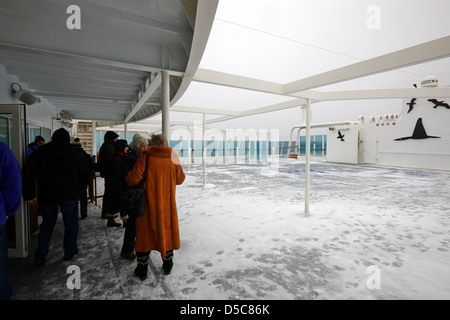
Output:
top-left (8, 159), bottom-right (450, 300)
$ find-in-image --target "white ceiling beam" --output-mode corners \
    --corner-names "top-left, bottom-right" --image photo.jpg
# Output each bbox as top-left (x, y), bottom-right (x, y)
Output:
top-left (128, 120), bottom-right (193, 126)
top-left (241, 98), bottom-right (307, 117)
top-left (56, 105), bottom-right (126, 113)
top-left (7, 70), bottom-right (139, 89)
top-left (34, 91), bottom-right (133, 103)
top-left (193, 68), bottom-right (323, 100)
top-left (51, 99), bottom-right (128, 107)
top-left (0, 53), bottom-right (146, 80)
top-left (284, 36), bottom-right (450, 94)
top-left (43, 0), bottom-right (194, 55)
top-left (291, 90), bottom-right (323, 101)
top-left (125, 73), bottom-right (162, 122)
top-left (51, 101), bottom-right (129, 109)
top-left (48, 0), bottom-right (193, 35)
top-left (0, 43), bottom-right (185, 77)
top-left (205, 115), bottom-right (242, 125)
top-left (30, 81), bottom-right (137, 94)
top-left (171, 105), bottom-right (241, 116)
top-left (321, 87), bottom-right (450, 101)
top-left (206, 98), bottom-right (307, 125)
top-left (166, 86), bottom-right (450, 125)
top-left (68, 111), bottom-right (125, 122)
top-left (193, 68), bottom-right (284, 95)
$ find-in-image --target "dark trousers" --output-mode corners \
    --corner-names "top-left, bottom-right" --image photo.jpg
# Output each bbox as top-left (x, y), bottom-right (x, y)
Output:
top-left (78, 184), bottom-right (88, 219)
top-left (35, 200), bottom-right (79, 260)
top-left (121, 211), bottom-right (137, 254)
top-left (0, 224), bottom-right (11, 300)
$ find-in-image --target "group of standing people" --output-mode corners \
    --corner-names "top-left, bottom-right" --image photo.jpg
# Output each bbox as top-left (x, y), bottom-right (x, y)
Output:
top-left (96, 131), bottom-right (185, 279)
top-left (1, 128), bottom-right (185, 300)
top-left (21, 129), bottom-right (184, 280)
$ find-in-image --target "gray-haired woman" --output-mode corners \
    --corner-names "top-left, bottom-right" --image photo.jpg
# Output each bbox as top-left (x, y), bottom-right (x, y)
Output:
top-left (120, 134), bottom-right (148, 260)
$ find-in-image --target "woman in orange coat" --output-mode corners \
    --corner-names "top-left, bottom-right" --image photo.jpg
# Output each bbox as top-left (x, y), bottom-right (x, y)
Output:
top-left (125, 134), bottom-right (185, 280)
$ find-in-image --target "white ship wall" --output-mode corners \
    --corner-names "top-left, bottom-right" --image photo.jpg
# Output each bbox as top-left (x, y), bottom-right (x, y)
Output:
top-left (327, 96), bottom-right (450, 171)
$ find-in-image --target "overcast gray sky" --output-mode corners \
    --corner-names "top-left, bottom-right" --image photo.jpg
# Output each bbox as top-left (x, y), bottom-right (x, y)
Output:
top-left (168, 0), bottom-right (450, 139)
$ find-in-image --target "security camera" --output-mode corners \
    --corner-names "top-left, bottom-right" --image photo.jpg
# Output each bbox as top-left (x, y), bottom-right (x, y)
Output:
top-left (11, 83), bottom-right (41, 105)
top-left (329, 127), bottom-right (335, 131)
top-left (16, 91), bottom-right (41, 105)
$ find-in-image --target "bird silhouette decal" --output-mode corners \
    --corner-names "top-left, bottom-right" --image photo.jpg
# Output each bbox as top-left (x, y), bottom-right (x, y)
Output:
top-left (407, 98), bottom-right (416, 113)
top-left (428, 99), bottom-right (450, 109)
top-left (337, 130), bottom-right (345, 142)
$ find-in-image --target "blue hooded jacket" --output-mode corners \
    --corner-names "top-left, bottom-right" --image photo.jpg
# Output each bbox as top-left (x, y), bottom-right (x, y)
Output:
top-left (0, 142), bottom-right (22, 227)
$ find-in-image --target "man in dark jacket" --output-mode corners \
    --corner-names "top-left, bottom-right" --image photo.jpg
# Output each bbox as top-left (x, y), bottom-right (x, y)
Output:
top-left (22, 128), bottom-right (90, 266)
top-left (72, 138), bottom-right (94, 220)
top-left (97, 131), bottom-right (118, 178)
top-left (96, 131), bottom-right (118, 220)
top-left (102, 139), bottom-right (132, 227)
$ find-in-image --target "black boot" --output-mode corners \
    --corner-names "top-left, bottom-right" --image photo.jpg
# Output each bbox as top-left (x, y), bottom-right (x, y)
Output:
top-left (162, 250), bottom-right (174, 275)
top-left (134, 251), bottom-right (150, 280)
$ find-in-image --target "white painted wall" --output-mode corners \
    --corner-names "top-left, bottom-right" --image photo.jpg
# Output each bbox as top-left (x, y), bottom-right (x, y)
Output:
top-left (327, 96), bottom-right (450, 171)
top-left (327, 126), bottom-right (360, 164)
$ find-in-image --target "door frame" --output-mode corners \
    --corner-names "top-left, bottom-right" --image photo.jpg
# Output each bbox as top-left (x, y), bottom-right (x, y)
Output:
top-left (1, 104), bottom-right (29, 258)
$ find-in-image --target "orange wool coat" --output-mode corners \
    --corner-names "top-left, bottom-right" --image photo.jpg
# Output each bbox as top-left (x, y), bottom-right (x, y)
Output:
top-left (125, 146), bottom-right (185, 256)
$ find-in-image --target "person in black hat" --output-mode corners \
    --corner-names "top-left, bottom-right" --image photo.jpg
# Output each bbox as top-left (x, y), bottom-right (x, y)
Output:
top-left (97, 131), bottom-right (119, 177)
top-left (22, 128), bottom-right (90, 266)
top-left (27, 135), bottom-right (45, 157)
top-left (96, 131), bottom-right (119, 219)
top-left (102, 139), bottom-right (133, 227)
top-left (72, 138), bottom-right (94, 220)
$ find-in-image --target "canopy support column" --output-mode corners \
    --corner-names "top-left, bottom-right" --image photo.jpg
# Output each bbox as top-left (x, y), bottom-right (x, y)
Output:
top-left (187, 125), bottom-right (191, 172)
top-left (92, 120), bottom-right (97, 158)
top-left (305, 99), bottom-right (311, 214)
top-left (161, 70), bottom-right (170, 138)
top-left (202, 112), bottom-right (207, 186)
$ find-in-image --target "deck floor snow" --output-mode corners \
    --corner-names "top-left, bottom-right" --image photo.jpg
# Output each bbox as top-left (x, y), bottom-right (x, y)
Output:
top-left (8, 159), bottom-right (450, 300)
